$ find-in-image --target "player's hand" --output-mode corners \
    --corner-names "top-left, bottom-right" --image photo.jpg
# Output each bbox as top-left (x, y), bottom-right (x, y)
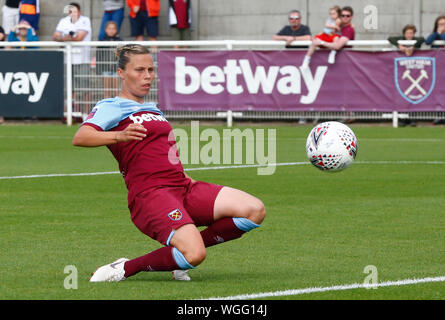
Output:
top-left (133, 5), bottom-right (140, 13)
top-left (117, 123), bottom-right (147, 142)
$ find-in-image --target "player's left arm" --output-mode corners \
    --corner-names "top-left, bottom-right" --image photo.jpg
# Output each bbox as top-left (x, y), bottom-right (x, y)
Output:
top-left (72, 123), bottom-right (147, 147)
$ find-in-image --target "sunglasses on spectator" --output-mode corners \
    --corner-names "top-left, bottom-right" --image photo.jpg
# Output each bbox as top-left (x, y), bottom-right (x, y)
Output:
top-left (341, 14), bottom-right (351, 17)
top-left (289, 16), bottom-right (300, 20)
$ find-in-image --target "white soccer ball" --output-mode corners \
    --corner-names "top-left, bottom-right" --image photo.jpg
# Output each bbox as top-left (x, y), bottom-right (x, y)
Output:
top-left (306, 121), bottom-right (358, 172)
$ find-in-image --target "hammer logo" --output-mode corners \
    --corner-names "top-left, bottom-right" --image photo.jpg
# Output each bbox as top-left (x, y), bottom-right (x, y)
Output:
top-left (395, 57), bottom-right (435, 104)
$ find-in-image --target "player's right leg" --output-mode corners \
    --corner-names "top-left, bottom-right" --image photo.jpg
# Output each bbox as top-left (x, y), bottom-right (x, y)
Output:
top-left (169, 224), bottom-right (206, 267)
top-left (120, 223), bottom-right (204, 281)
top-left (90, 188), bottom-right (201, 282)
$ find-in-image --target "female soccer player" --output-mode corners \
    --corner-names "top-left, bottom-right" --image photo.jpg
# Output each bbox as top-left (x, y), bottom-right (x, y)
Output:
top-left (72, 44), bottom-right (266, 282)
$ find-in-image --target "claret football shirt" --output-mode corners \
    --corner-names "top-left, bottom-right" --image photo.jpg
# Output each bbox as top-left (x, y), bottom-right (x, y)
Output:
top-left (82, 96), bottom-right (189, 204)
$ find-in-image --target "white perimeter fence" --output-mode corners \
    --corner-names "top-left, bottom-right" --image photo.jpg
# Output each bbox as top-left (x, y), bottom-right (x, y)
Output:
top-left (1, 40), bottom-right (444, 127)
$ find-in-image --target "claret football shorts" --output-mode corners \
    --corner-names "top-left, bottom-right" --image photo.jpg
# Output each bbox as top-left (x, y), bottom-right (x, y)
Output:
top-left (129, 181), bottom-right (224, 245)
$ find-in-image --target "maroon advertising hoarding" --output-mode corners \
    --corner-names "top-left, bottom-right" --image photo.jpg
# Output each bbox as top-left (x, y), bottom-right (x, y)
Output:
top-left (158, 50), bottom-right (444, 112)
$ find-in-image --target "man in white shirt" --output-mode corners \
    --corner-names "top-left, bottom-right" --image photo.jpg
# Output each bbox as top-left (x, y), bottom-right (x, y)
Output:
top-left (52, 2), bottom-right (92, 117)
top-left (52, 2), bottom-right (92, 64)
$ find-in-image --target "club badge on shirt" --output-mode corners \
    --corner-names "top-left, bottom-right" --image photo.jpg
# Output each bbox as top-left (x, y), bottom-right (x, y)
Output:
top-left (168, 209), bottom-right (183, 221)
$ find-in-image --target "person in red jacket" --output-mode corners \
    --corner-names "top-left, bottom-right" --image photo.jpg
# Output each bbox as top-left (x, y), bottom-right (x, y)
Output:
top-left (126, 0), bottom-right (160, 41)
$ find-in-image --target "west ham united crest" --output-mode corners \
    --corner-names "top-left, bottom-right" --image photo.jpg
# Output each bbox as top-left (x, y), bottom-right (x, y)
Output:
top-left (168, 209), bottom-right (183, 221)
top-left (394, 57), bottom-right (436, 104)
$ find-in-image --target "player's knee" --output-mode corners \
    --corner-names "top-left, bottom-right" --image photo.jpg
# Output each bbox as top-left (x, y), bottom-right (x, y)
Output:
top-left (183, 245), bottom-right (207, 267)
top-left (243, 199), bottom-right (266, 225)
top-left (253, 200), bottom-right (266, 224)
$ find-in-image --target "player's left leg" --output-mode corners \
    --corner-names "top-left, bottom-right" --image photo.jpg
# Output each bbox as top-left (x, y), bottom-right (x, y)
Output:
top-left (199, 186), bottom-right (266, 247)
top-left (213, 187), bottom-right (265, 224)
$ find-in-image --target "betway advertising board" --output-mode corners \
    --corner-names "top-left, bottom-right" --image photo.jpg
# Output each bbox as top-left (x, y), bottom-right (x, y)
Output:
top-left (0, 51), bottom-right (64, 118)
top-left (158, 50), bottom-right (444, 112)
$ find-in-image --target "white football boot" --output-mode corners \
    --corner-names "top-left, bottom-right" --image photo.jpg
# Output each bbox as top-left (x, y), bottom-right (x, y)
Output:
top-left (172, 270), bottom-right (191, 281)
top-left (90, 258), bottom-right (129, 282)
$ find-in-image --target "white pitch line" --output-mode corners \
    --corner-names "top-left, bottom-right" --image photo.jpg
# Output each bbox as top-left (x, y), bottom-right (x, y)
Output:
top-left (289, 138), bottom-right (443, 142)
top-left (0, 135), bottom-right (72, 139)
top-left (0, 160), bottom-right (444, 180)
top-left (0, 135), bottom-right (442, 142)
top-left (0, 162), bottom-right (307, 180)
top-left (203, 275), bottom-right (445, 300)
top-left (357, 160), bottom-right (445, 165)
top-left (0, 171), bottom-right (120, 180)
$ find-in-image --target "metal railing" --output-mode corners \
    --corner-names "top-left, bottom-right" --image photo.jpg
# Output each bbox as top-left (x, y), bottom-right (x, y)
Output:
top-left (1, 40), bottom-right (444, 126)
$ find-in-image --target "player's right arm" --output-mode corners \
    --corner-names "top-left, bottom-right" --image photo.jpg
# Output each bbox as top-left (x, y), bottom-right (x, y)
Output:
top-left (72, 123), bottom-right (147, 147)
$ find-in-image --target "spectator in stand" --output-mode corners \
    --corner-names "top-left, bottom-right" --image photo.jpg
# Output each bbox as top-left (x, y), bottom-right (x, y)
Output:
top-left (98, 0), bottom-right (125, 41)
top-left (273, 10), bottom-right (311, 48)
top-left (301, 6), bottom-right (355, 67)
top-left (18, 0), bottom-right (40, 33)
top-left (0, 26), bottom-right (5, 41)
top-left (52, 3), bottom-right (92, 63)
top-left (127, 0), bottom-right (160, 41)
top-left (7, 19), bottom-right (38, 48)
top-left (52, 3), bottom-right (92, 116)
top-left (427, 16), bottom-right (445, 124)
top-left (2, 0), bottom-right (21, 36)
top-left (301, 5), bottom-right (342, 68)
top-left (0, 27), bottom-right (4, 115)
top-left (168, 0), bottom-right (192, 48)
top-left (425, 15), bottom-right (445, 48)
top-left (97, 21), bottom-right (122, 98)
top-left (0, 26), bottom-right (4, 53)
top-left (388, 24), bottom-right (424, 56)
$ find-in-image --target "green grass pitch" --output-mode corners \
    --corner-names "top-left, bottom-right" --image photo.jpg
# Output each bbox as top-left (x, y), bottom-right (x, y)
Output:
top-left (0, 123), bottom-right (444, 300)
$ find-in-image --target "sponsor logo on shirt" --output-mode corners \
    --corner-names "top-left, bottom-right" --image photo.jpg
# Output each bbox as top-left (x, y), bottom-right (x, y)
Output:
top-left (129, 113), bottom-right (167, 124)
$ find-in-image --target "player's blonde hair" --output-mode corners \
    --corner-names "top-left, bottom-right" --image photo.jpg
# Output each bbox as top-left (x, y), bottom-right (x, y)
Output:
top-left (116, 44), bottom-right (150, 70)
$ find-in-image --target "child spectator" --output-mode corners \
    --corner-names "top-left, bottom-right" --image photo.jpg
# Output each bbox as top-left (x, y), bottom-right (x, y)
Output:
top-left (388, 24), bottom-right (424, 56)
top-left (98, 0), bottom-right (125, 41)
top-left (301, 6), bottom-right (355, 67)
top-left (301, 5), bottom-right (342, 68)
top-left (316, 5), bottom-right (342, 43)
top-left (7, 19), bottom-right (38, 48)
top-left (97, 21), bottom-right (122, 98)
